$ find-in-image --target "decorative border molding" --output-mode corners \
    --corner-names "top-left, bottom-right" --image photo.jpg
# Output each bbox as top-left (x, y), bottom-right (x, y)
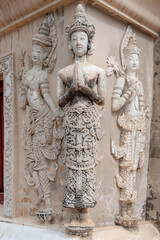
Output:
top-left (0, 0), bottom-right (74, 38)
top-left (0, 54), bottom-right (15, 217)
top-left (0, 0), bottom-right (158, 38)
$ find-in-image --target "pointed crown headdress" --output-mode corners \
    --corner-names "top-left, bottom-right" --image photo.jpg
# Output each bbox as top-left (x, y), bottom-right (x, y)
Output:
top-left (32, 13), bottom-right (57, 72)
top-left (121, 25), bottom-right (141, 70)
top-left (33, 18), bottom-right (52, 47)
top-left (66, 4), bottom-right (95, 42)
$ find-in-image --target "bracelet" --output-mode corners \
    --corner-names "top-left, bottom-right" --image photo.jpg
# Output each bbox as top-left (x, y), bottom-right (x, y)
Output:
top-left (127, 88), bottom-right (133, 95)
top-left (122, 93), bottom-right (129, 101)
top-left (122, 88), bottom-right (133, 101)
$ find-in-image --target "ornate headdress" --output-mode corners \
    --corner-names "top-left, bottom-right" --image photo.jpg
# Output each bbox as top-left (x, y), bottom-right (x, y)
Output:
top-left (33, 18), bottom-right (52, 47)
top-left (121, 25), bottom-right (141, 70)
top-left (66, 4), bottom-right (95, 43)
top-left (32, 13), bottom-right (57, 72)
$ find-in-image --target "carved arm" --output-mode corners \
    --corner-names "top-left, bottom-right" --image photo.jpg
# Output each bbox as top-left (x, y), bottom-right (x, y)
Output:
top-left (139, 94), bottom-right (144, 111)
top-left (40, 78), bottom-right (57, 119)
top-left (20, 82), bottom-right (27, 110)
top-left (138, 82), bottom-right (145, 111)
top-left (43, 93), bottom-right (57, 119)
top-left (57, 74), bottom-right (76, 107)
top-left (111, 77), bottom-right (134, 112)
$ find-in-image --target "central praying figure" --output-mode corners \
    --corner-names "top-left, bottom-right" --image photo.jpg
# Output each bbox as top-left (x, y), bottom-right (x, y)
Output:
top-left (57, 4), bottom-right (106, 236)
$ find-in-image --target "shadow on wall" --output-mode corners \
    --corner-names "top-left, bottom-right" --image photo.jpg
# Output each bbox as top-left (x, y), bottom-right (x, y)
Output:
top-left (146, 36), bottom-right (160, 231)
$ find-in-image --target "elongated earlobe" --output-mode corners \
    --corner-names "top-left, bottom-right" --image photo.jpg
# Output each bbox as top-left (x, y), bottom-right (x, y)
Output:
top-left (68, 42), bottom-right (75, 58)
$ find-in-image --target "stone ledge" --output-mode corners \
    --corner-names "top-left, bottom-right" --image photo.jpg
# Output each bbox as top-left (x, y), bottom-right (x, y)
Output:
top-left (0, 0), bottom-right (159, 38)
top-left (0, 220), bottom-right (159, 240)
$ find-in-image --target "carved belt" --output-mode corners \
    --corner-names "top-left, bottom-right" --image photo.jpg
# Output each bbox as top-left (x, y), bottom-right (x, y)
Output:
top-left (64, 105), bottom-right (100, 129)
top-left (65, 159), bottom-right (95, 170)
top-left (65, 105), bottom-right (98, 115)
top-left (27, 105), bottom-right (50, 122)
top-left (118, 113), bottom-right (146, 131)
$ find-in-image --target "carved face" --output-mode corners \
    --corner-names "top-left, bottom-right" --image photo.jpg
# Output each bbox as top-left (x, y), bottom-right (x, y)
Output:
top-left (126, 53), bottom-right (140, 72)
top-left (71, 31), bottom-right (88, 57)
top-left (32, 43), bottom-right (45, 65)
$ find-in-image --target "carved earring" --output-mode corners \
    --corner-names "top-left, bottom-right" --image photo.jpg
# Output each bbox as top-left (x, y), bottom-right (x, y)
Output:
top-left (87, 43), bottom-right (91, 50)
top-left (68, 42), bottom-right (72, 51)
top-left (68, 44), bottom-right (75, 58)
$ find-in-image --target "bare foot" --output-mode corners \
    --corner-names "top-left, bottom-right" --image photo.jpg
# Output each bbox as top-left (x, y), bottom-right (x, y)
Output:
top-left (69, 219), bottom-right (81, 227)
top-left (80, 218), bottom-right (95, 228)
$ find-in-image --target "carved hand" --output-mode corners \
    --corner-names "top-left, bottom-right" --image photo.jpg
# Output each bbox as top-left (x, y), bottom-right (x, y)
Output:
top-left (124, 80), bottom-right (137, 103)
top-left (77, 81), bottom-right (84, 91)
top-left (51, 111), bottom-right (57, 121)
top-left (40, 139), bottom-right (47, 146)
top-left (70, 83), bottom-right (77, 95)
top-left (77, 73), bottom-right (85, 90)
top-left (128, 79), bottom-right (138, 92)
top-left (73, 61), bottom-right (85, 91)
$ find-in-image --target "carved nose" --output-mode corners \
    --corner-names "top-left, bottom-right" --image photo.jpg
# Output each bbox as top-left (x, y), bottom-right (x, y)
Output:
top-left (76, 38), bottom-right (81, 45)
top-left (33, 53), bottom-right (37, 58)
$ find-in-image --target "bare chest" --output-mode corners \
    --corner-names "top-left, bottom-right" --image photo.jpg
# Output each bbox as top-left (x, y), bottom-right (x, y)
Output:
top-left (63, 66), bottom-right (98, 88)
top-left (26, 73), bottom-right (40, 91)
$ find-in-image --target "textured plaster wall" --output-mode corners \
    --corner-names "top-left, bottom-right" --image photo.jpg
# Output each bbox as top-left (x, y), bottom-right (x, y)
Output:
top-left (146, 37), bottom-right (160, 230)
top-left (0, 2), bottom-right (154, 226)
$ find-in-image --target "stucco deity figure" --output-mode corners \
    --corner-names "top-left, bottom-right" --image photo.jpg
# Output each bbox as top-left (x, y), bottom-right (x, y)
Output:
top-left (57, 4), bottom-right (106, 236)
top-left (19, 14), bottom-right (60, 222)
top-left (107, 26), bottom-right (149, 228)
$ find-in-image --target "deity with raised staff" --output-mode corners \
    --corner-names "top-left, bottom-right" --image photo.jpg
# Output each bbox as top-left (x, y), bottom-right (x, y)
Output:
top-left (107, 26), bottom-right (149, 228)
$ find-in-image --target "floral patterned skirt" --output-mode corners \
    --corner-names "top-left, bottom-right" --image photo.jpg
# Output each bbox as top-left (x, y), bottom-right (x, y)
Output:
top-left (62, 105), bottom-right (100, 208)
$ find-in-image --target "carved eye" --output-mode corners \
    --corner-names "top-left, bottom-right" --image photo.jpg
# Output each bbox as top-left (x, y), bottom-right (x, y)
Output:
top-left (72, 37), bottom-right (77, 41)
top-left (80, 34), bottom-right (87, 40)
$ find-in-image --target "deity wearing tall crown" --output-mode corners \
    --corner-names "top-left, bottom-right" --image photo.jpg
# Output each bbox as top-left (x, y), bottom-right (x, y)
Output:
top-left (19, 14), bottom-right (61, 222)
top-left (107, 26), bottom-right (149, 228)
top-left (57, 4), bottom-right (106, 236)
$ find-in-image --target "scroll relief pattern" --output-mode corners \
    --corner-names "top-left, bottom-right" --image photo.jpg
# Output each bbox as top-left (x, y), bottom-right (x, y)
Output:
top-left (106, 26), bottom-right (149, 228)
top-left (0, 54), bottom-right (15, 217)
top-left (18, 13), bottom-right (62, 222)
top-left (57, 4), bottom-right (106, 237)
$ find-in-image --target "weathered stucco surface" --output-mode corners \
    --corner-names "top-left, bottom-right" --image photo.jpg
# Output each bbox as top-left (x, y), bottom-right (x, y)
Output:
top-left (0, 0), bottom-right (160, 37)
top-left (0, 1), bottom-right (154, 227)
top-left (147, 36), bottom-right (160, 231)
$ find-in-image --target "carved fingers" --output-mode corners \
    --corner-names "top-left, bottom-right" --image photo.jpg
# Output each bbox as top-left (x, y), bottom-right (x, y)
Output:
top-left (70, 83), bottom-right (77, 94)
top-left (145, 104), bottom-right (150, 118)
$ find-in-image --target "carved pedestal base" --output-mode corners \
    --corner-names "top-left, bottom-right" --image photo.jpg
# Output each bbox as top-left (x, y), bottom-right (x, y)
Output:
top-left (64, 219), bottom-right (95, 237)
top-left (115, 215), bottom-right (139, 228)
top-left (36, 208), bottom-right (53, 223)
